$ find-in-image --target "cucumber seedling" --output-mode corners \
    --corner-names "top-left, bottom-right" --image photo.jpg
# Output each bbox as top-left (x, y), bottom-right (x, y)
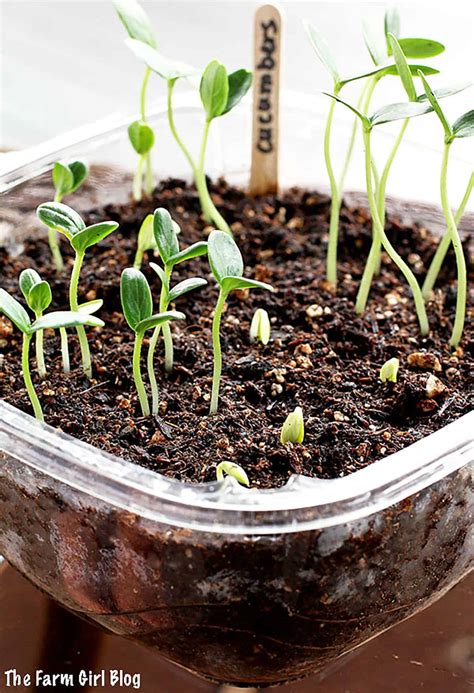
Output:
top-left (120, 267), bottom-right (185, 416)
top-left (133, 212), bottom-right (181, 269)
top-left (280, 406), bottom-right (305, 444)
top-left (379, 357), bottom-right (399, 383)
top-left (250, 307), bottom-right (271, 345)
top-left (216, 461), bottom-right (250, 487)
top-left (147, 207), bottom-right (207, 414)
top-left (0, 288), bottom-right (103, 421)
top-left (208, 230), bottom-right (273, 414)
top-left (36, 202), bottom-right (118, 378)
top-left (19, 269), bottom-right (52, 378)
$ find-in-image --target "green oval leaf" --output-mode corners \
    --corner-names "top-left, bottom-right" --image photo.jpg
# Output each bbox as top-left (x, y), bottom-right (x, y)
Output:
top-left (28, 281), bottom-right (52, 314)
top-left (135, 310), bottom-right (185, 334)
top-left (370, 100), bottom-right (432, 127)
top-left (149, 262), bottom-right (170, 292)
top-left (125, 39), bottom-right (197, 81)
top-left (19, 269), bottom-right (41, 303)
top-left (52, 162), bottom-right (74, 199)
top-left (153, 208), bottom-right (179, 265)
top-left (167, 278), bottom-right (207, 303)
top-left (0, 289), bottom-right (31, 333)
top-left (31, 311), bottom-right (104, 333)
top-left (168, 241), bottom-right (208, 267)
top-left (36, 202), bottom-right (85, 239)
top-left (223, 69), bottom-right (252, 115)
top-left (71, 221), bottom-right (119, 253)
top-left (221, 276), bottom-right (274, 295)
top-left (68, 161), bottom-right (89, 193)
top-left (113, 0), bottom-right (156, 48)
top-left (208, 230), bottom-right (243, 285)
top-left (398, 37), bottom-right (445, 59)
top-left (453, 110), bottom-right (474, 138)
top-left (128, 120), bottom-right (155, 155)
top-left (304, 20), bottom-right (339, 83)
top-left (120, 267), bottom-right (152, 332)
top-left (388, 34), bottom-right (416, 101)
top-left (137, 214), bottom-right (156, 256)
top-left (78, 299), bottom-right (103, 315)
top-left (200, 60), bottom-right (229, 121)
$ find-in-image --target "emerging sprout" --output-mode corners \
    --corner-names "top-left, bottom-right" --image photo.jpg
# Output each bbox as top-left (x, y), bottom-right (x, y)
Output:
top-left (113, 0), bottom-right (157, 201)
top-left (49, 159), bottom-right (89, 272)
top-left (0, 288), bottom-right (103, 421)
top-left (133, 212), bottom-right (180, 269)
top-left (36, 202), bottom-right (118, 378)
top-left (208, 230), bottom-right (273, 414)
top-left (147, 208), bottom-right (207, 414)
top-left (379, 357), bottom-right (399, 383)
top-left (280, 406), bottom-right (305, 444)
top-left (216, 461), bottom-right (250, 487)
top-left (250, 308), bottom-right (271, 345)
top-left (19, 269), bottom-right (52, 378)
top-left (120, 267), bottom-right (185, 416)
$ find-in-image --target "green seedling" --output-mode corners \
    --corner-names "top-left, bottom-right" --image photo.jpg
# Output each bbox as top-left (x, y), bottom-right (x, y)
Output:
top-left (146, 207), bottom-right (207, 414)
top-left (208, 230), bottom-right (273, 414)
top-left (19, 269), bottom-right (52, 378)
top-left (113, 0), bottom-right (157, 200)
top-left (125, 38), bottom-right (251, 234)
top-left (280, 406), bottom-right (305, 444)
top-left (216, 461), bottom-right (250, 487)
top-left (379, 357), bottom-right (399, 383)
top-left (36, 202), bottom-right (118, 378)
top-left (417, 72), bottom-right (473, 346)
top-left (0, 288), bottom-right (103, 421)
top-left (120, 267), bottom-right (185, 416)
top-left (49, 160), bottom-right (89, 272)
top-left (250, 307), bottom-right (271, 345)
top-left (304, 13), bottom-right (441, 288)
top-left (133, 212), bottom-right (180, 269)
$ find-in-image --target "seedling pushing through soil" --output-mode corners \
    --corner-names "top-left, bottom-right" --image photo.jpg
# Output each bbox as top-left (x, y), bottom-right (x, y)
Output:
top-left (19, 269), bottom-right (52, 378)
top-left (208, 230), bottom-right (273, 414)
top-left (250, 308), bottom-right (271, 345)
top-left (280, 407), bottom-right (305, 444)
top-left (379, 357), bottom-right (399, 383)
top-left (216, 461), bottom-right (250, 487)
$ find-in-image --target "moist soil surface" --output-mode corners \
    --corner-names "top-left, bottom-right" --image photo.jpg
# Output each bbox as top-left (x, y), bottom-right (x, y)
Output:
top-left (0, 178), bottom-right (472, 488)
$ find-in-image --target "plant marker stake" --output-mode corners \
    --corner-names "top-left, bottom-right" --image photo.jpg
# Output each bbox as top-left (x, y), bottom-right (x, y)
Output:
top-left (249, 4), bottom-right (282, 195)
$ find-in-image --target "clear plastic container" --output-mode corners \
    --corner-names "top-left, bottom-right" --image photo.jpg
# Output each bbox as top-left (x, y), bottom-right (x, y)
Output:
top-left (0, 93), bottom-right (472, 686)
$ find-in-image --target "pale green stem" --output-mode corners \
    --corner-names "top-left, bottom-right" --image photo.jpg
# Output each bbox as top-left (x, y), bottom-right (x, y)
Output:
top-left (196, 120), bottom-right (232, 233)
top-left (60, 327), bottom-right (70, 373)
top-left (362, 77), bottom-right (380, 188)
top-left (338, 79), bottom-right (373, 192)
top-left (359, 129), bottom-right (429, 336)
top-left (133, 331), bottom-right (150, 416)
top-left (147, 266), bottom-right (171, 415)
top-left (439, 143), bottom-right (466, 347)
top-left (324, 96), bottom-right (341, 288)
top-left (70, 250), bottom-right (92, 378)
top-left (22, 333), bottom-right (43, 421)
top-left (144, 152), bottom-right (154, 196)
top-left (423, 171), bottom-right (473, 298)
top-left (49, 193), bottom-right (65, 273)
top-left (34, 310), bottom-right (46, 378)
top-left (133, 248), bottom-right (144, 270)
top-left (210, 289), bottom-right (227, 415)
top-left (167, 79), bottom-right (198, 174)
top-left (133, 155), bottom-right (144, 202)
top-left (132, 67), bottom-right (153, 201)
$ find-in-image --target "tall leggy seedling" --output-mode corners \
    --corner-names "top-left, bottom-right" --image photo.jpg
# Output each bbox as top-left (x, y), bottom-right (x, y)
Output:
top-left (113, 0), bottom-right (157, 200)
top-left (208, 230), bottom-right (273, 414)
top-left (37, 202), bottom-right (118, 378)
top-left (19, 269), bottom-right (52, 378)
top-left (0, 289), bottom-right (104, 421)
top-left (120, 268), bottom-right (185, 416)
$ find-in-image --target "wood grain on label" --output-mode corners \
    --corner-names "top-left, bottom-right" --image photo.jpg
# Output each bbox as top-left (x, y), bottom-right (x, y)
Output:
top-left (249, 4), bottom-right (282, 196)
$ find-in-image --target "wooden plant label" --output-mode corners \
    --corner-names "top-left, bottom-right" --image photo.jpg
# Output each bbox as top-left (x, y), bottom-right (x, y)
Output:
top-left (249, 4), bottom-right (282, 196)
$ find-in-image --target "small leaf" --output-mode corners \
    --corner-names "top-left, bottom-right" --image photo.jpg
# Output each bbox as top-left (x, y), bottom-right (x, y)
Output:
top-left (304, 20), bottom-right (339, 83)
top-left (208, 230), bottom-right (243, 285)
top-left (52, 162), bottom-right (74, 198)
top-left (417, 81), bottom-right (472, 102)
top-left (380, 357), bottom-right (399, 383)
top-left (362, 18), bottom-right (386, 66)
top-left (135, 310), bottom-right (185, 334)
top-left (168, 241), bottom-right (208, 267)
top-left (388, 34), bottom-right (416, 101)
top-left (149, 261), bottom-right (170, 291)
top-left (19, 269), bottom-right (42, 303)
top-left (137, 214), bottom-right (156, 256)
top-left (68, 161), bottom-right (89, 193)
top-left (369, 100), bottom-right (432, 127)
top-left (78, 299), bottom-right (103, 315)
top-left (398, 37), bottom-right (445, 59)
top-left (120, 267), bottom-right (153, 332)
top-left (153, 208), bottom-right (179, 265)
top-left (167, 278), bottom-right (207, 303)
top-left (0, 288), bottom-right (31, 333)
top-left (222, 69), bottom-right (252, 115)
top-left (31, 311), bottom-right (104, 333)
top-left (128, 120), bottom-right (155, 155)
top-left (280, 407), bottom-right (305, 444)
top-left (125, 39), bottom-right (197, 81)
top-left (453, 110), bottom-right (474, 139)
top-left (250, 308), bottom-right (271, 345)
top-left (322, 92), bottom-right (371, 129)
top-left (200, 60), bottom-right (229, 121)
top-left (220, 276), bottom-right (274, 295)
top-left (28, 281), bottom-right (52, 314)
top-left (113, 0), bottom-right (156, 48)
top-left (417, 71), bottom-right (452, 139)
top-left (385, 7), bottom-right (400, 51)
top-left (36, 202), bottom-right (85, 239)
top-left (71, 221), bottom-right (119, 253)
top-left (216, 461), bottom-right (249, 487)
top-left (339, 62), bottom-right (438, 88)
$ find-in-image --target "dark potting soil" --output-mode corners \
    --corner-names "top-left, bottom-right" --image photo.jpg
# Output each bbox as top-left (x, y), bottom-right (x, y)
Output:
top-left (0, 178), bottom-right (472, 488)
